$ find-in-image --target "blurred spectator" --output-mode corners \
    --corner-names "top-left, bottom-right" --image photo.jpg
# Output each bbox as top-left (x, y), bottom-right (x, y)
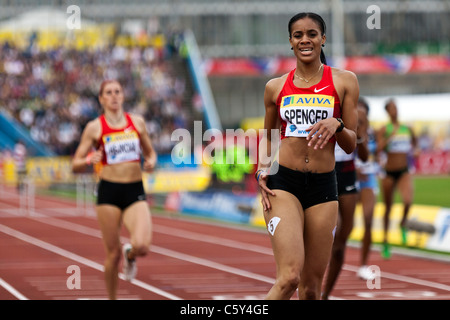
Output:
top-left (0, 35), bottom-right (192, 156)
top-left (417, 127), bottom-right (433, 151)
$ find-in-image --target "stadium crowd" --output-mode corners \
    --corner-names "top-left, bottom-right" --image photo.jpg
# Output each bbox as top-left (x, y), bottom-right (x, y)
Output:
top-left (0, 36), bottom-right (448, 159)
top-left (0, 37), bottom-right (190, 155)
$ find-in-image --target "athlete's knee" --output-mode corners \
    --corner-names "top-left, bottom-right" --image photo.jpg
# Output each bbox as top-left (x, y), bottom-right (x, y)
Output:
top-left (302, 286), bottom-right (320, 300)
top-left (277, 269), bottom-right (301, 293)
top-left (403, 198), bottom-right (413, 208)
top-left (363, 219), bottom-right (373, 230)
top-left (106, 247), bottom-right (122, 265)
top-left (332, 242), bottom-right (346, 262)
top-left (131, 241), bottom-right (150, 257)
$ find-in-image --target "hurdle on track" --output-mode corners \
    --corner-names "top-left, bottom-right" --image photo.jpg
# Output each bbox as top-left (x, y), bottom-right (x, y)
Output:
top-left (13, 174), bottom-right (96, 217)
top-left (76, 174), bottom-right (96, 217)
top-left (20, 177), bottom-right (35, 216)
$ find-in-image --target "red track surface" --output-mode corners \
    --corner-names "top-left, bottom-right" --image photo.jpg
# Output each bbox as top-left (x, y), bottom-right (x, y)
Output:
top-left (1, 187), bottom-right (450, 300)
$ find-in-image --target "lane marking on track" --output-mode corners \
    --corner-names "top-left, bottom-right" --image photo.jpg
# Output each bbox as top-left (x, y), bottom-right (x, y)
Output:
top-left (19, 214), bottom-right (346, 299)
top-left (25, 213), bottom-right (450, 293)
top-left (343, 264), bottom-right (450, 292)
top-left (0, 277), bottom-right (29, 300)
top-left (154, 224), bottom-right (273, 255)
top-left (27, 214), bottom-right (276, 284)
top-left (151, 246), bottom-right (275, 284)
top-left (0, 223), bottom-right (182, 300)
top-left (153, 222), bottom-right (450, 293)
top-left (10, 211), bottom-right (450, 298)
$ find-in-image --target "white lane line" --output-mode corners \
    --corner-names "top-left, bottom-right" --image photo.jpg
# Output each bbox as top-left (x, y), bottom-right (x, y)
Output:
top-left (154, 222), bottom-right (450, 292)
top-left (27, 214), bottom-right (450, 294)
top-left (0, 223), bottom-right (181, 300)
top-left (151, 246), bottom-right (275, 284)
top-left (0, 277), bottom-right (29, 300)
top-left (343, 264), bottom-right (450, 292)
top-left (13, 213), bottom-right (345, 299)
top-left (154, 224), bottom-right (273, 255)
top-left (28, 215), bottom-right (276, 284)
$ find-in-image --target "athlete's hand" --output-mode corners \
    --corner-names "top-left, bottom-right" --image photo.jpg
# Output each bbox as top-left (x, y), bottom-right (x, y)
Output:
top-left (143, 156), bottom-right (156, 173)
top-left (305, 118), bottom-right (340, 150)
top-left (87, 146), bottom-right (103, 165)
top-left (257, 172), bottom-right (275, 212)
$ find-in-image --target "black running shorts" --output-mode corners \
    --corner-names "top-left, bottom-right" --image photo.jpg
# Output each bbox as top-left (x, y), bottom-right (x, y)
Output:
top-left (335, 160), bottom-right (358, 195)
top-left (266, 164), bottom-right (338, 210)
top-left (97, 179), bottom-right (146, 211)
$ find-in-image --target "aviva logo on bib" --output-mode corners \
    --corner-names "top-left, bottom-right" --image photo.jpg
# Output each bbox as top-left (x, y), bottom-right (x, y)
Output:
top-left (282, 94), bottom-right (334, 107)
top-left (280, 94), bottom-right (334, 137)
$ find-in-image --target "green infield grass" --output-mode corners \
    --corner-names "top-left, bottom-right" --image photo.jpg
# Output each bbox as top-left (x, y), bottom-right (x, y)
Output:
top-left (378, 175), bottom-right (450, 208)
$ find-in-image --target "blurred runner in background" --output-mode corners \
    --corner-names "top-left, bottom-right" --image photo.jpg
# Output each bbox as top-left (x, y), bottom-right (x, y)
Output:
top-left (377, 99), bottom-right (417, 259)
top-left (355, 98), bottom-right (379, 279)
top-left (72, 79), bottom-right (157, 299)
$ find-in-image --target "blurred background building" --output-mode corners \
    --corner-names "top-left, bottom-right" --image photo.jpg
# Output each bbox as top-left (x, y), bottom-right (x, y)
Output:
top-left (0, 0), bottom-right (448, 171)
top-left (0, 0), bottom-right (448, 249)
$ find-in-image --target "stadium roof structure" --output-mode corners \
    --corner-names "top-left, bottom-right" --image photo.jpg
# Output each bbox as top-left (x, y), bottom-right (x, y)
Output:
top-left (0, 7), bottom-right (95, 32)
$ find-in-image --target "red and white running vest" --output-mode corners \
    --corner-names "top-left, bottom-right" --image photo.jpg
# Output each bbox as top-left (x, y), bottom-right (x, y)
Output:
top-left (97, 113), bottom-right (141, 165)
top-left (276, 64), bottom-right (342, 143)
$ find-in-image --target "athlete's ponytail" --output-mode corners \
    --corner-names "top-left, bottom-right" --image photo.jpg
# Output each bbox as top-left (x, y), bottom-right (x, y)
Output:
top-left (288, 12), bottom-right (328, 65)
top-left (320, 46), bottom-right (327, 65)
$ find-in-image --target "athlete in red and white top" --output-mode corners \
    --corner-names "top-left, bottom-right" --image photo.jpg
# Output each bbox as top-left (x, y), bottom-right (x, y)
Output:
top-left (72, 80), bottom-right (157, 300)
top-left (256, 12), bottom-right (359, 300)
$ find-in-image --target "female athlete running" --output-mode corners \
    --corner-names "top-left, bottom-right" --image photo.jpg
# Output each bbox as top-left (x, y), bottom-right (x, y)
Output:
top-left (256, 12), bottom-right (359, 300)
top-left (377, 99), bottom-right (417, 259)
top-left (355, 98), bottom-right (379, 279)
top-left (72, 80), bottom-right (157, 299)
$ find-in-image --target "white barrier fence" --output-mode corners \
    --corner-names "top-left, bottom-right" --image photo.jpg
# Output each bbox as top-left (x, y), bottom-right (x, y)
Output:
top-left (75, 174), bottom-right (96, 217)
top-left (0, 174), bottom-right (96, 217)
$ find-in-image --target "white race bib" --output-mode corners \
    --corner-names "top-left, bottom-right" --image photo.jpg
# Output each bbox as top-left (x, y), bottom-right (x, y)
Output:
top-left (103, 131), bottom-right (141, 164)
top-left (280, 94), bottom-right (334, 137)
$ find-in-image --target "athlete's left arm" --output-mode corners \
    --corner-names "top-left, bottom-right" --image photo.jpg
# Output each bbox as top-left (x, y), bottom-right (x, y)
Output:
top-left (334, 70), bottom-right (359, 154)
top-left (409, 125), bottom-right (419, 157)
top-left (306, 69), bottom-right (358, 152)
top-left (132, 114), bottom-right (157, 173)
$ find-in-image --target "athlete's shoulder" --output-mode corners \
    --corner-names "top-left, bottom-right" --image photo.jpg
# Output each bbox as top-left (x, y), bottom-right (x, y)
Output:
top-left (330, 66), bottom-right (359, 101)
top-left (127, 113), bottom-right (146, 134)
top-left (128, 113), bottom-right (145, 125)
top-left (85, 117), bottom-right (101, 131)
top-left (330, 66), bottom-right (358, 83)
top-left (82, 117), bottom-right (102, 140)
top-left (265, 72), bottom-right (290, 100)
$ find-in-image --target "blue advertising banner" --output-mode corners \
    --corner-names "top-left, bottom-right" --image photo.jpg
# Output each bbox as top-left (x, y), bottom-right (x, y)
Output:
top-left (179, 190), bottom-right (257, 224)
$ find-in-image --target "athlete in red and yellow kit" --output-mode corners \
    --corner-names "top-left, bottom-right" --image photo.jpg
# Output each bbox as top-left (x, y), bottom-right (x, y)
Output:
top-left (72, 80), bottom-right (157, 300)
top-left (256, 12), bottom-right (359, 300)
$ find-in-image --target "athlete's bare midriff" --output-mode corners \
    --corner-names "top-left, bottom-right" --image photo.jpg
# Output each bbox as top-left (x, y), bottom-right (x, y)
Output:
top-left (384, 152), bottom-right (409, 171)
top-left (278, 137), bottom-right (335, 173)
top-left (100, 161), bottom-right (143, 183)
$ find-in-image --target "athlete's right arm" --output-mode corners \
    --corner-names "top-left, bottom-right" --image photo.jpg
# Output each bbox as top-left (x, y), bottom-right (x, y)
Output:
top-left (257, 78), bottom-right (281, 211)
top-left (376, 125), bottom-right (389, 154)
top-left (72, 120), bottom-right (102, 173)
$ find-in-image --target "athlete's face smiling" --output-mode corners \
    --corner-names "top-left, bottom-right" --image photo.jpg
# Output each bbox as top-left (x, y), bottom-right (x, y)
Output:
top-left (289, 17), bottom-right (325, 63)
top-left (99, 82), bottom-right (124, 111)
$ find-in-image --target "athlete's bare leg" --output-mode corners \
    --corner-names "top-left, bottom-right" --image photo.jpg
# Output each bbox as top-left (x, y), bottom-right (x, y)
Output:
top-left (397, 173), bottom-right (413, 227)
top-left (381, 176), bottom-right (395, 243)
top-left (299, 201), bottom-right (338, 300)
top-left (122, 201), bottom-right (152, 260)
top-left (321, 194), bottom-right (354, 300)
top-left (96, 205), bottom-right (122, 300)
top-left (264, 190), bottom-right (305, 300)
top-left (360, 188), bottom-right (376, 266)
